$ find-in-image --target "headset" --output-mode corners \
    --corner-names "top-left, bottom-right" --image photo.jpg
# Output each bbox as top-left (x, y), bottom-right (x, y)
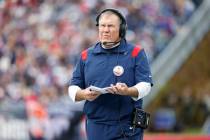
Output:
top-left (96, 8), bottom-right (127, 39)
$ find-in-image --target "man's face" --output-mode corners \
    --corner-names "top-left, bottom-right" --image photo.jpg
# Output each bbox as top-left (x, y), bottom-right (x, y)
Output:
top-left (98, 13), bottom-right (121, 46)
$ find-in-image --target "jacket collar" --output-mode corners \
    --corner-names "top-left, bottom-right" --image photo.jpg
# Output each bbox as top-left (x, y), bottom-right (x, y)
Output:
top-left (93, 39), bottom-right (127, 54)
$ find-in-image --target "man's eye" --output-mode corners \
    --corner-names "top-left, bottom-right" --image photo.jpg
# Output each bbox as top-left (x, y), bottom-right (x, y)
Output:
top-left (100, 25), bottom-right (105, 27)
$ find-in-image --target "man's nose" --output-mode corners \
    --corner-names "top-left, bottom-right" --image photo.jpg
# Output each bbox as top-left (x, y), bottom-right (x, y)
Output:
top-left (103, 26), bottom-right (110, 32)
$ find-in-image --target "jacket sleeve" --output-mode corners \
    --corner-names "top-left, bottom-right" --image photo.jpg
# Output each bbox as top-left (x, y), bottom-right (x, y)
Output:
top-left (69, 55), bottom-right (86, 89)
top-left (135, 49), bottom-right (153, 86)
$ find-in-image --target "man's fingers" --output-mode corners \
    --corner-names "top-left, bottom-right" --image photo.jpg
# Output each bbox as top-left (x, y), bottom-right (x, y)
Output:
top-left (111, 84), bottom-right (119, 93)
top-left (86, 92), bottom-right (100, 101)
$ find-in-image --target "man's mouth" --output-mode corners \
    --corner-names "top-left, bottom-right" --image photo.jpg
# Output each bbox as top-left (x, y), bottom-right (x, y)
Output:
top-left (103, 35), bottom-right (109, 37)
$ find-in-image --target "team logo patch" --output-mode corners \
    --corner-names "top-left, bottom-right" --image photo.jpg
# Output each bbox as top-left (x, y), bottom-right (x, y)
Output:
top-left (113, 65), bottom-right (124, 76)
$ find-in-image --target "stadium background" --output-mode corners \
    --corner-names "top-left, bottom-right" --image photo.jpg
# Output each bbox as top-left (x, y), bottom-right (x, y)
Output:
top-left (0, 0), bottom-right (209, 140)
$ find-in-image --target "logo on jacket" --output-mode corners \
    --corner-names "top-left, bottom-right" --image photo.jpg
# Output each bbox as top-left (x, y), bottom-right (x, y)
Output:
top-left (113, 65), bottom-right (124, 76)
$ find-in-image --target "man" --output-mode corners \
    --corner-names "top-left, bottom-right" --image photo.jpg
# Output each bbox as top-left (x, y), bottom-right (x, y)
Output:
top-left (68, 8), bottom-right (153, 140)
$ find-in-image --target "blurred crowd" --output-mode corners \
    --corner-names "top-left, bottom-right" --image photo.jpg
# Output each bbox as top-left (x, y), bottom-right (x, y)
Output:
top-left (0, 0), bottom-right (201, 139)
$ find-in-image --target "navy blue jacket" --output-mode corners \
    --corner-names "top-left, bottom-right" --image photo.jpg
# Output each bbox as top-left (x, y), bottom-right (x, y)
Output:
top-left (70, 39), bottom-right (152, 125)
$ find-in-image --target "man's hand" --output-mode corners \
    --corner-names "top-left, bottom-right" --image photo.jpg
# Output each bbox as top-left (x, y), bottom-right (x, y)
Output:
top-left (107, 83), bottom-right (129, 95)
top-left (107, 83), bottom-right (138, 98)
top-left (76, 88), bottom-right (101, 101)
